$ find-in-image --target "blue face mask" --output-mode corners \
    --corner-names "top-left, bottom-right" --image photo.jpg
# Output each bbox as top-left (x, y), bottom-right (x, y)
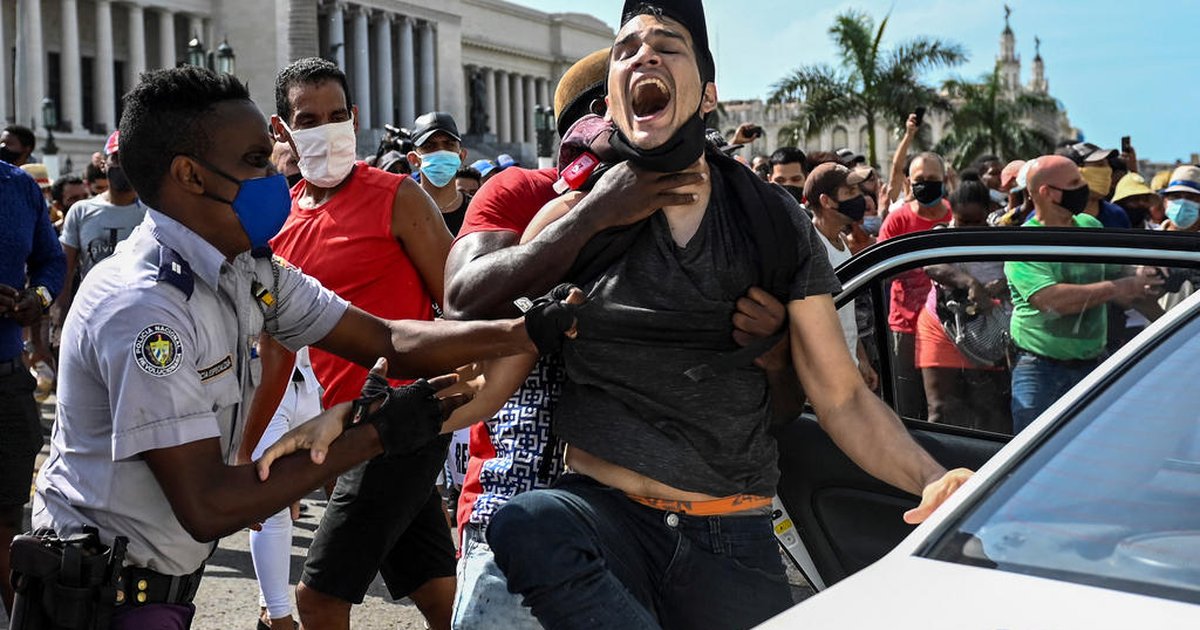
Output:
top-left (862, 214), bottom-right (883, 235)
top-left (1166, 198), bottom-right (1200, 230)
top-left (194, 157), bottom-right (293, 250)
top-left (417, 150), bottom-right (462, 189)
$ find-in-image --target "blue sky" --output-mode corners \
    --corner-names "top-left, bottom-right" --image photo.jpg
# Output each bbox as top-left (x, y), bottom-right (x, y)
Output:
top-left (512, 0), bottom-right (1199, 164)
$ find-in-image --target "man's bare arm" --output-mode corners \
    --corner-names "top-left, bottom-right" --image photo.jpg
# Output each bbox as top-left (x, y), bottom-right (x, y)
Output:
top-left (145, 405), bottom-right (381, 542)
top-left (313, 305), bottom-right (534, 379)
top-left (1030, 272), bottom-right (1160, 316)
top-left (391, 177), bottom-right (452, 306)
top-left (788, 295), bottom-right (946, 497)
top-left (443, 164), bottom-right (703, 320)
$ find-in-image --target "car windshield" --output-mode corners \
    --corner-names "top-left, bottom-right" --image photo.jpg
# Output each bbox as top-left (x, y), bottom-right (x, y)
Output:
top-left (923, 308), bottom-right (1200, 604)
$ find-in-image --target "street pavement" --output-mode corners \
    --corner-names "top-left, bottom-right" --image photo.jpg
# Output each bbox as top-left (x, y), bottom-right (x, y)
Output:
top-left (3, 394), bottom-right (813, 629)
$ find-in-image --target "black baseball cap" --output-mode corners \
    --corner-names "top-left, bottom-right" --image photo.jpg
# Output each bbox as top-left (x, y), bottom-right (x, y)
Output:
top-left (411, 112), bottom-right (461, 147)
top-left (836, 147), bottom-right (866, 166)
top-left (1056, 141), bottom-right (1115, 166)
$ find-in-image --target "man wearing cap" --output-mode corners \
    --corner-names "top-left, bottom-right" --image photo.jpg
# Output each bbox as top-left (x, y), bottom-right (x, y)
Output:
top-left (260, 57), bottom-right (456, 629)
top-left (1005, 155), bottom-right (1162, 433)
top-left (483, 2), bottom-right (971, 628)
top-left (55, 132), bottom-right (148, 327)
top-left (1058, 142), bottom-right (1131, 228)
top-left (805, 162), bottom-right (877, 387)
top-left (1112, 172), bottom-right (1162, 229)
top-left (20, 163), bottom-right (53, 205)
top-left (1159, 165), bottom-right (1200, 232)
top-left (0, 153), bottom-right (64, 616)
top-left (409, 112), bottom-right (471, 236)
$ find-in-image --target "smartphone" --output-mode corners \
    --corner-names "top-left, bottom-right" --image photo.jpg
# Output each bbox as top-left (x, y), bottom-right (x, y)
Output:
top-left (745, 125), bottom-right (764, 139)
top-left (913, 107), bottom-right (927, 128)
top-left (1121, 136), bottom-right (1133, 153)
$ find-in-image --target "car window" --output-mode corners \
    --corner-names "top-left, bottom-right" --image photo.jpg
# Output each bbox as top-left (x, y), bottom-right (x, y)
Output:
top-left (867, 260), bottom-right (1200, 436)
top-left (922, 308), bottom-right (1200, 604)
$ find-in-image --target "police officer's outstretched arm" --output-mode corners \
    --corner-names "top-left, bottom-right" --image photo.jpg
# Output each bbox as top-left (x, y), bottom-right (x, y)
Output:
top-left (143, 356), bottom-right (467, 543)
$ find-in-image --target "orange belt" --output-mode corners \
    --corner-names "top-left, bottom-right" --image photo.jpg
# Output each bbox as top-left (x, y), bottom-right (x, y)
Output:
top-left (625, 493), bottom-right (772, 516)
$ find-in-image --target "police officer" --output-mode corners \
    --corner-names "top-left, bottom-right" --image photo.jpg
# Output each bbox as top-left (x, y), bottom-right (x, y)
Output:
top-left (29, 67), bottom-right (544, 629)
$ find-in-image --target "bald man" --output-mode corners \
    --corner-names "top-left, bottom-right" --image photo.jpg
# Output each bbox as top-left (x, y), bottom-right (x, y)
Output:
top-left (1004, 155), bottom-right (1163, 433)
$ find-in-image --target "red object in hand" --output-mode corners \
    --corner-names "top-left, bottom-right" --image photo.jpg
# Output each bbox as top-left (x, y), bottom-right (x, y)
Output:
top-left (554, 151), bottom-right (601, 194)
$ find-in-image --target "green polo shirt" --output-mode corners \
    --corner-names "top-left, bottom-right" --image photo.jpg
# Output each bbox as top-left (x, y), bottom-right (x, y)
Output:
top-left (1005, 214), bottom-right (1120, 360)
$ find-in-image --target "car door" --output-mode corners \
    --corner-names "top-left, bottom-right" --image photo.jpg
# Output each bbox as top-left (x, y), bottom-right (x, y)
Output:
top-left (774, 227), bottom-right (1200, 589)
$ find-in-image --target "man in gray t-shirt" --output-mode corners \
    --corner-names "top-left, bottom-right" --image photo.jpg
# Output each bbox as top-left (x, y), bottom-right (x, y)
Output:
top-left (57, 136), bottom-right (147, 323)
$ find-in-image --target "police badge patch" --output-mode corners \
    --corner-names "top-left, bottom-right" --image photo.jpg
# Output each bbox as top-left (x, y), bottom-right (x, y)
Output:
top-left (134, 324), bottom-right (183, 377)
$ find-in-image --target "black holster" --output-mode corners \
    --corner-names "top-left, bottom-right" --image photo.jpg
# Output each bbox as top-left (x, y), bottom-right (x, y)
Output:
top-left (9, 527), bottom-right (127, 630)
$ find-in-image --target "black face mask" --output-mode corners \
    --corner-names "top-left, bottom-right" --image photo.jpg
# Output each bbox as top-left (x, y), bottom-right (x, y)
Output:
top-left (782, 185), bottom-right (805, 206)
top-left (911, 180), bottom-right (944, 206)
top-left (837, 195), bottom-right (868, 222)
top-left (106, 166), bottom-right (135, 193)
top-left (1055, 184), bottom-right (1091, 215)
top-left (1119, 203), bottom-right (1150, 228)
top-left (609, 100), bottom-right (708, 173)
top-left (0, 146), bottom-right (22, 164)
top-left (286, 172), bottom-right (304, 188)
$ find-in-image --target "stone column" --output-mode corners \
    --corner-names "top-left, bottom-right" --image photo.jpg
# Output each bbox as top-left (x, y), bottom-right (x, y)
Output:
top-left (127, 4), bottom-right (146, 88)
top-left (537, 78), bottom-right (550, 123)
top-left (483, 68), bottom-right (496, 136)
top-left (188, 15), bottom-right (204, 41)
top-left (18, 0), bottom-right (47, 127)
top-left (158, 8), bottom-right (176, 68)
top-left (496, 70), bottom-right (510, 143)
top-left (373, 13), bottom-right (393, 126)
top-left (523, 75), bottom-right (536, 144)
top-left (326, 2), bottom-right (345, 69)
top-left (396, 16), bottom-right (415, 126)
top-left (96, 0), bottom-right (116, 133)
top-left (417, 20), bottom-right (435, 113)
top-left (352, 6), bottom-right (371, 128)
top-left (61, 0), bottom-right (83, 131)
top-left (510, 73), bottom-right (524, 147)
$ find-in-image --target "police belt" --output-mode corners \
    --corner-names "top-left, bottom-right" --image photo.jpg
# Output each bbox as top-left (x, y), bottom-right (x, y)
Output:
top-left (115, 565), bottom-right (204, 607)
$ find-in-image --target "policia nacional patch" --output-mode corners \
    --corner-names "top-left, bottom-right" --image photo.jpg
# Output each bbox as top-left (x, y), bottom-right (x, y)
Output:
top-left (134, 324), bottom-right (183, 377)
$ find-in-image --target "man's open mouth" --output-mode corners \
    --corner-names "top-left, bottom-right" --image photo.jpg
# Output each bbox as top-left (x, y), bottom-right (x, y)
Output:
top-left (630, 77), bottom-right (672, 121)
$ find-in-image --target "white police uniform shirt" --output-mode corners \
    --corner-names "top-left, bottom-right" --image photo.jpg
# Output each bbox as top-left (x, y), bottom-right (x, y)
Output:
top-left (33, 209), bottom-right (348, 576)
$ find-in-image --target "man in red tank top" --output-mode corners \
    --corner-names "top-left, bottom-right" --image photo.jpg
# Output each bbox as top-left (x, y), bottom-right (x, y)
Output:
top-left (254, 58), bottom-right (456, 630)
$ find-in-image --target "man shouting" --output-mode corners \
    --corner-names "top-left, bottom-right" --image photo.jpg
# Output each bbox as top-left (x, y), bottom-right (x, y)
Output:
top-left (485, 2), bottom-right (972, 628)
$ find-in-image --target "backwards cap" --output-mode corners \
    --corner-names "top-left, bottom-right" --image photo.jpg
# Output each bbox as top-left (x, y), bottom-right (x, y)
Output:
top-left (620, 0), bottom-right (716, 85)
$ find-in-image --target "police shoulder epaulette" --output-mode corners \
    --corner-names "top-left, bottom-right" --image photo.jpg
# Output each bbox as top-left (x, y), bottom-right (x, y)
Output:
top-left (156, 245), bottom-right (195, 299)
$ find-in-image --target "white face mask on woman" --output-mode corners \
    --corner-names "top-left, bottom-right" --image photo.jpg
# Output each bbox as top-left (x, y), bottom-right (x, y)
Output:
top-left (281, 117), bottom-right (357, 188)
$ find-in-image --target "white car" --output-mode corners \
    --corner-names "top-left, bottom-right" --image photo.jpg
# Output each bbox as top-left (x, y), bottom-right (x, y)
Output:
top-left (766, 228), bottom-right (1200, 628)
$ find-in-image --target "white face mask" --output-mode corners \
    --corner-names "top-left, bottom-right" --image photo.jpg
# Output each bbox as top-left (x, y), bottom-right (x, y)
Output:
top-left (281, 117), bottom-right (357, 188)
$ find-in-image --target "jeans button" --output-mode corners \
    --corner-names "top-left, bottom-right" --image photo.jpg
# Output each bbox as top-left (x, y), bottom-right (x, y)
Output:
top-left (665, 512), bottom-right (680, 528)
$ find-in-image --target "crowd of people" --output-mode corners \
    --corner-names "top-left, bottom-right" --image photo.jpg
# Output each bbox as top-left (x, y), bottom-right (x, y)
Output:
top-left (1, 0), bottom-right (1196, 629)
top-left (728, 108), bottom-right (1197, 437)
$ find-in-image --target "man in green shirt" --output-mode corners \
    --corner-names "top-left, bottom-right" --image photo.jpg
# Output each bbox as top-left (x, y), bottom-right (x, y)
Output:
top-left (1005, 155), bottom-right (1163, 432)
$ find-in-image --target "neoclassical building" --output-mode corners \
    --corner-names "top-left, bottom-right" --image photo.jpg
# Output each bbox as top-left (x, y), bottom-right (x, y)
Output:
top-left (720, 14), bottom-right (1074, 177)
top-left (1, 0), bottom-right (613, 176)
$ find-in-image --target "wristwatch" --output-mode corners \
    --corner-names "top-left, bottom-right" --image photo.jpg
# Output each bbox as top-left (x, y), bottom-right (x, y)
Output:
top-left (32, 286), bottom-right (53, 310)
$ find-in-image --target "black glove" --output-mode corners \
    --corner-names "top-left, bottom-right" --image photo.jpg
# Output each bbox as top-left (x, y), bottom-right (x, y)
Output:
top-left (516, 283), bottom-right (579, 355)
top-left (349, 371), bottom-right (443, 456)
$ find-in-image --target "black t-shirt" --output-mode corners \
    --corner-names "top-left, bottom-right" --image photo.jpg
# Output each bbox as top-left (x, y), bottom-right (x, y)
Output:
top-left (441, 193), bottom-right (471, 237)
top-left (555, 165), bottom-right (840, 497)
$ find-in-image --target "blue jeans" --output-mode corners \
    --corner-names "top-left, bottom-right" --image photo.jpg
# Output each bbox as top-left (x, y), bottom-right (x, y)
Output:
top-left (452, 524), bottom-right (541, 630)
top-left (487, 474), bottom-right (793, 630)
top-left (1010, 351), bottom-right (1100, 433)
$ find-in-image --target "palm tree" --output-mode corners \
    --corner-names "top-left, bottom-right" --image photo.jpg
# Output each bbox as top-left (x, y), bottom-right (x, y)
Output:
top-left (935, 67), bottom-right (1061, 169)
top-left (768, 10), bottom-right (965, 166)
